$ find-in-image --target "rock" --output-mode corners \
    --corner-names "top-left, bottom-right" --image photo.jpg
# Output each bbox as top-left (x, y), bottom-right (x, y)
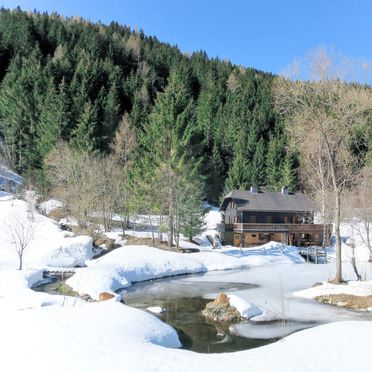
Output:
top-left (203, 293), bottom-right (241, 323)
top-left (94, 235), bottom-right (116, 250)
top-left (213, 293), bottom-right (229, 305)
top-left (99, 292), bottom-right (115, 301)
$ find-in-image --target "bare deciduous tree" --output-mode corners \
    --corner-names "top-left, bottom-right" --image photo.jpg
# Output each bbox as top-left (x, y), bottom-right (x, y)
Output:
top-left (273, 47), bottom-right (372, 283)
top-left (6, 209), bottom-right (36, 270)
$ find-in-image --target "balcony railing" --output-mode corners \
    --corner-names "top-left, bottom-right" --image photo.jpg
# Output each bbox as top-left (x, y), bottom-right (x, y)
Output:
top-left (233, 223), bottom-right (290, 232)
top-left (217, 223), bottom-right (329, 233)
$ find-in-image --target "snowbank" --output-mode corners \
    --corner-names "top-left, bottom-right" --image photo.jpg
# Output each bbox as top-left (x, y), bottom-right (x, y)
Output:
top-left (228, 294), bottom-right (263, 319)
top-left (67, 243), bottom-right (304, 300)
top-left (39, 198), bottom-right (63, 215)
top-left (0, 301), bottom-right (371, 372)
top-left (294, 280), bottom-right (372, 299)
top-left (0, 268), bottom-right (85, 311)
top-left (0, 198), bottom-right (95, 269)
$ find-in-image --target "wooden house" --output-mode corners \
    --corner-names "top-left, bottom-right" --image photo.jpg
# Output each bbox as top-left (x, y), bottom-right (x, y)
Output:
top-left (218, 187), bottom-right (331, 247)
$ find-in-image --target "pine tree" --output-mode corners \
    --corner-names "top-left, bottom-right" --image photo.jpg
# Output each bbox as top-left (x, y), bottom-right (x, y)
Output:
top-left (178, 180), bottom-right (206, 241)
top-left (266, 135), bottom-right (286, 191)
top-left (146, 69), bottom-right (196, 248)
top-left (102, 82), bottom-right (120, 147)
top-left (37, 79), bottom-right (70, 158)
top-left (225, 151), bottom-right (250, 192)
top-left (280, 156), bottom-right (297, 192)
top-left (249, 138), bottom-right (266, 187)
top-left (70, 101), bottom-right (98, 154)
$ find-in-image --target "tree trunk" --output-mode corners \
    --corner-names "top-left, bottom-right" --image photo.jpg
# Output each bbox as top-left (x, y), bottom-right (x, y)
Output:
top-left (19, 252), bottom-right (23, 271)
top-left (334, 190), bottom-right (343, 283)
top-left (148, 215), bottom-right (155, 247)
top-left (168, 186), bottom-right (174, 249)
top-left (318, 155), bottom-right (328, 248)
top-left (364, 220), bottom-right (372, 260)
top-left (159, 214), bottom-right (163, 243)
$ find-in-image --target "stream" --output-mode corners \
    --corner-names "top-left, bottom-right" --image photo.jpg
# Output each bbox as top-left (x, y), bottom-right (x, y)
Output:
top-left (34, 262), bottom-right (372, 354)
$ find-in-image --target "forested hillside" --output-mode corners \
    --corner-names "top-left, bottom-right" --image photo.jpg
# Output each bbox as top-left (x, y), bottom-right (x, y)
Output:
top-left (0, 8), bottom-right (296, 201)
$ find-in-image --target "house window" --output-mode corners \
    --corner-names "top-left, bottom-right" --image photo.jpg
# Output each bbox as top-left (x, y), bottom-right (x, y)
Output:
top-left (249, 215), bottom-right (256, 223)
top-left (283, 216), bottom-right (288, 223)
top-left (266, 216), bottom-right (272, 223)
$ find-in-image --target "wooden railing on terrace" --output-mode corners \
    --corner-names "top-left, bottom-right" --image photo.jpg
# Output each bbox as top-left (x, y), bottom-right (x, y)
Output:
top-left (217, 223), bottom-right (329, 233)
top-left (233, 223), bottom-right (290, 232)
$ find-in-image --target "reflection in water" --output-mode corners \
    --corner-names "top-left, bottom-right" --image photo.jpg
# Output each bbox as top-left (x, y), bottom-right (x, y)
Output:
top-left (120, 276), bottom-right (274, 353)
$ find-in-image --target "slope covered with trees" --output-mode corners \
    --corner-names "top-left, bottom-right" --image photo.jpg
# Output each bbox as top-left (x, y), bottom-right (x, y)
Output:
top-left (0, 8), bottom-right (296, 201)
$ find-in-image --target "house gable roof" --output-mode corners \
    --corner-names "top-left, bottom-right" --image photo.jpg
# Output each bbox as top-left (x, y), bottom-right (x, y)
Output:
top-left (220, 190), bottom-right (318, 213)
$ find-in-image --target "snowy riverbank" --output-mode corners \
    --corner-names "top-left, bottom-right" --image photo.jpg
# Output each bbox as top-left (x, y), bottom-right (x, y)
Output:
top-left (1, 194), bottom-right (372, 372)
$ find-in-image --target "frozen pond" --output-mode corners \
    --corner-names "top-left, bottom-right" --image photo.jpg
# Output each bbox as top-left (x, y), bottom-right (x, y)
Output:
top-left (120, 261), bottom-right (372, 350)
top-left (35, 261), bottom-right (372, 353)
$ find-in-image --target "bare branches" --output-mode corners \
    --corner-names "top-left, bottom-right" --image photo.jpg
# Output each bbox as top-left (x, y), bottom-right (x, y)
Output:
top-left (273, 47), bottom-right (372, 283)
top-left (5, 208), bottom-right (36, 270)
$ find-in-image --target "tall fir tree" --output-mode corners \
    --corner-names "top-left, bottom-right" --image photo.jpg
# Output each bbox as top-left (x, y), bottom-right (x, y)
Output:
top-left (70, 101), bottom-right (98, 154)
top-left (266, 135), bottom-right (286, 191)
top-left (37, 78), bottom-right (70, 159)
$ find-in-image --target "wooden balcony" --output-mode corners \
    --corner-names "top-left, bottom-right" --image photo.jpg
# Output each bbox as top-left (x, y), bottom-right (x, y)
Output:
top-left (217, 223), bottom-right (329, 233)
top-left (233, 223), bottom-right (290, 232)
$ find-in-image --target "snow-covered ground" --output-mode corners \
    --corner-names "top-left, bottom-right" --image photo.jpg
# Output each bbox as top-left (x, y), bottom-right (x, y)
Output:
top-left (1, 193), bottom-right (372, 371)
top-left (295, 280), bottom-right (372, 299)
top-left (0, 301), bottom-right (372, 372)
top-left (67, 243), bottom-right (304, 300)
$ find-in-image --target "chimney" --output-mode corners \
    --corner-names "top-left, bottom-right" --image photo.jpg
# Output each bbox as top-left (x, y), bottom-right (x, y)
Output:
top-left (281, 186), bottom-right (289, 195)
top-left (250, 186), bottom-right (258, 194)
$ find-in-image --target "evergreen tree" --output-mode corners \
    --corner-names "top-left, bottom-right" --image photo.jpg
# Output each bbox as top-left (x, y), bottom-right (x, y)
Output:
top-left (280, 156), bottom-right (297, 192)
top-left (70, 101), bottom-right (98, 154)
top-left (101, 82), bottom-right (120, 147)
top-left (249, 138), bottom-right (266, 187)
top-left (225, 151), bottom-right (251, 192)
top-left (37, 79), bottom-right (70, 158)
top-left (178, 180), bottom-right (206, 241)
top-left (146, 70), bottom-right (197, 247)
top-left (0, 8), bottom-right (300, 199)
top-left (266, 135), bottom-right (286, 191)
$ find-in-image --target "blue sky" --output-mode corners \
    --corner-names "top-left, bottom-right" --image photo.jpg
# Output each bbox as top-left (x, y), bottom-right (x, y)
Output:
top-left (1, 0), bottom-right (371, 75)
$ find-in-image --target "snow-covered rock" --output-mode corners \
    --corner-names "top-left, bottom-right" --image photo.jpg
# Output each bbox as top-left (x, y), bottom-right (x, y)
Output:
top-left (39, 199), bottom-right (63, 215)
top-left (228, 294), bottom-right (263, 319)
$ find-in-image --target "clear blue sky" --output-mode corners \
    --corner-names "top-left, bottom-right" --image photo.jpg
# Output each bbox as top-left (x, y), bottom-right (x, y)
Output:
top-left (1, 0), bottom-right (371, 75)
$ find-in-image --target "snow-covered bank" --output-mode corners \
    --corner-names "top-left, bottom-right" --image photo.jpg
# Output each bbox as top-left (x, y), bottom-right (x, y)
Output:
top-left (0, 300), bottom-right (371, 372)
top-left (67, 243), bottom-right (304, 300)
top-left (295, 280), bottom-right (372, 299)
top-left (0, 198), bottom-right (95, 269)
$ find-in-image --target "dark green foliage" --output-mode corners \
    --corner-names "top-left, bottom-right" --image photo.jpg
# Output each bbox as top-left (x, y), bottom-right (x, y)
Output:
top-left (0, 8), bottom-right (298, 198)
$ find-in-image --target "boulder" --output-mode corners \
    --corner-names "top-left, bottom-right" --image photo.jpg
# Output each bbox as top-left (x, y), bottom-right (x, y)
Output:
top-left (99, 292), bottom-right (115, 301)
top-left (212, 293), bottom-right (229, 305)
top-left (202, 293), bottom-right (241, 323)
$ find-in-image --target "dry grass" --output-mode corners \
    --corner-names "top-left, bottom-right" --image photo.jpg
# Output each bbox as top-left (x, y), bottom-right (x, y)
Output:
top-left (315, 294), bottom-right (372, 309)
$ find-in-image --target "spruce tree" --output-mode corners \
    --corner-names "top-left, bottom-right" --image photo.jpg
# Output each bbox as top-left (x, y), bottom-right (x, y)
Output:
top-left (146, 69), bottom-right (197, 248)
top-left (266, 135), bottom-right (285, 191)
top-left (249, 138), bottom-right (266, 187)
top-left (280, 156), bottom-right (297, 192)
top-left (225, 151), bottom-right (250, 192)
top-left (70, 101), bottom-right (98, 154)
top-left (37, 79), bottom-right (70, 159)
